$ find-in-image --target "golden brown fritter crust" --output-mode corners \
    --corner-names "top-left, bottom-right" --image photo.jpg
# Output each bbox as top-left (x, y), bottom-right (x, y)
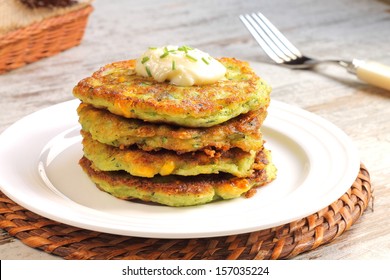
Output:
top-left (77, 103), bottom-right (266, 153)
top-left (81, 131), bottom-right (259, 178)
top-left (79, 148), bottom-right (277, 207)
top-left (72, 58), bottom-right (271, 127)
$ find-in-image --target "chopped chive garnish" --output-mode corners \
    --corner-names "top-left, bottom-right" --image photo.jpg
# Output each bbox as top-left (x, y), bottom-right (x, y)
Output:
top-left (172, 60), bottom-right (176, 70)
top-left (145, 66), bottom-right (152, 77)
top-left (178, 45), bottom-right (191, 53)
top-left (186, 54), bottom-right (197, 62)
top-left (202, 57), bottom-right (209, 65)
top-left (141, 56), bottom-right (150, 64)
top-left (149, 47), bottom-right (157, 50)
top-left (160, 52), bottom-right (169, 58)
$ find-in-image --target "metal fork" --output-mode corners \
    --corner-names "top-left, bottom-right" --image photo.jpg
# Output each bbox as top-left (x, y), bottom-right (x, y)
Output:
top-left (239, 12), bottom-right (390, 91)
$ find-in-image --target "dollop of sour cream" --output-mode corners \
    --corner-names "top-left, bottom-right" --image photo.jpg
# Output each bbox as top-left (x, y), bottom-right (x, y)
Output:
top-left (135, 45), bottom-right (226, 86)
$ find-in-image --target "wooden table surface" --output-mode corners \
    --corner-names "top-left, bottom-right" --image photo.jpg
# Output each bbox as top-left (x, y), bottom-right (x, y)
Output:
top-left (0, 0), bottom-right (389, 260)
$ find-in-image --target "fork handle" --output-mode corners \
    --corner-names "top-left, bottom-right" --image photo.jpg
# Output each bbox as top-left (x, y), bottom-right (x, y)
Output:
top-left (352, 59), bottom-right (390, 91)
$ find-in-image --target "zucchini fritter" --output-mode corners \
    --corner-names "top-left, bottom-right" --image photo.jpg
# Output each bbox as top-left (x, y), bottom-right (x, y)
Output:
top-left (77, 103), bottom-right (266, 153)
top-left (81, 131), bottom-right (259, 178)
top-left (73, 58), bottom-right (271, 127)
top-left (79, 148), bottom-right (277, 207)
top-left (74, 53), bottom-right (277, 207)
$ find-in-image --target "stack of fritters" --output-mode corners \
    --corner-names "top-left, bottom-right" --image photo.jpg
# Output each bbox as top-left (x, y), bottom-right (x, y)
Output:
top-left (73, 57), bottom-right (277, 207)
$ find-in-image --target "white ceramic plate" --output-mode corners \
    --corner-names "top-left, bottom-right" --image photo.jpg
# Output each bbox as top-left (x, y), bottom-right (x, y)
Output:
top-left (0, 99), bottom-right (360, 238)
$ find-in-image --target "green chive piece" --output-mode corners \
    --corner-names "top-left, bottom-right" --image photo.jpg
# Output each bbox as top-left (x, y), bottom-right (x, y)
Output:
top-left (182, 45), bottom-right (193, 50)
top-left (186, 54), bottom-right (198, 62)
top-left (160, 52), bottom-right (169, 58)
top-left (172, 60), bottom-right (176, 70)
top-left (178, 45), bottom-right (190, 53)
top-left (141, 56), bottom-right (150, 64)
top-left (202, 57), bottom-right (209, 65)
top-left (149, 47), bottom-right (157, 50)
top-left (145, 66), bottom-right (152, 77)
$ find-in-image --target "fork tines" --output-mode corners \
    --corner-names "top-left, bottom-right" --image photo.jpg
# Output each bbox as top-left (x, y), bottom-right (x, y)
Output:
top-left (239, 12), bottom-right (302, 63)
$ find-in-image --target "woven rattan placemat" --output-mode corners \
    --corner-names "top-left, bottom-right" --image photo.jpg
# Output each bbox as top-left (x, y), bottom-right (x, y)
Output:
top-left (0, 164), bottom-right (372, 260)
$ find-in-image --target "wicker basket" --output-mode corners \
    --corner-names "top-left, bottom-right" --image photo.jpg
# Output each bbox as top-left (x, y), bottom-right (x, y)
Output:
top-left (0, 5), bottom-right (93, 74)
